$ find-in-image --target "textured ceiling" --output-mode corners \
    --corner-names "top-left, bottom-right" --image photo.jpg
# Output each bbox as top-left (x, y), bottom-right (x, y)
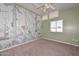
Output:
top-left (18, 3), bottom-right (79, 15)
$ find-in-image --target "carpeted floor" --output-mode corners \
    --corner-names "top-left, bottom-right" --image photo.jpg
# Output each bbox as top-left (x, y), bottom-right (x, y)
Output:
top-left (0, 39), bottom-right (79, 56)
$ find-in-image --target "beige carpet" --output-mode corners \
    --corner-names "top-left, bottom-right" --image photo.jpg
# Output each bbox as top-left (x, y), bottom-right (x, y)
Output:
top-left (0, 39), bottom-right (79, 56)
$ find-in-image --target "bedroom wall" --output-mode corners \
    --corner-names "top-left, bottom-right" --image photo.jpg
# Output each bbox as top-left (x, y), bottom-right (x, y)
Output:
top-left (0, 4), bottom-right (41, 50)
top-left (41, 6), bottom-right (79, 45)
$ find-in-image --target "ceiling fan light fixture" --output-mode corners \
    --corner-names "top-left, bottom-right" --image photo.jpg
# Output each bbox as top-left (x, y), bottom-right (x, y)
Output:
top-left (37, 3), bottom-right (56, 13)
top-left (47, 6), bottom-right (50, 8)
top-left (45, 4), bottom-right (49, 8)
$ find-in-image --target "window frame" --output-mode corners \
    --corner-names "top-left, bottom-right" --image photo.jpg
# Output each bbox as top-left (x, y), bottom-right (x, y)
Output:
top-left (50, 19), bottom-right (63, 32)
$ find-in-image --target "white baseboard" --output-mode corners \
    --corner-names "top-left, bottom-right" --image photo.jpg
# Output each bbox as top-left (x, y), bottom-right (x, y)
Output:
top-left (0, 37), bottom-right (79, 52)
top-left (0, 39), bottom-right (38, 52)
top-left (43, 37), bottom-right (79, 47)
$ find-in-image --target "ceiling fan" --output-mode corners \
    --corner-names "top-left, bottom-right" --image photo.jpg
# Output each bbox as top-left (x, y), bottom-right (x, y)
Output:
top-left (37, 3), bottom-right (56, 13)
top-left (37, 3), bottom-right (57, 20)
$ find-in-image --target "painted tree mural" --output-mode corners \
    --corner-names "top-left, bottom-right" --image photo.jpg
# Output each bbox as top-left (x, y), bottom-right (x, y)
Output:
top-left (0, 4), bottom-right (41, 50)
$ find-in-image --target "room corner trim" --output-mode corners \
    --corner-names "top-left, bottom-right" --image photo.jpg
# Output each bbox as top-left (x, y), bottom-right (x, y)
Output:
top-left (0, 39), bottom-right (38, 52)
top-left (43, 37), bottom-right (79, 48)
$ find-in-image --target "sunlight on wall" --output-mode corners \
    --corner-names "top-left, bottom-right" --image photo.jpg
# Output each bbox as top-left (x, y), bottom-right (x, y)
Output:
top-left (65, 25), bottom-right (75, 32)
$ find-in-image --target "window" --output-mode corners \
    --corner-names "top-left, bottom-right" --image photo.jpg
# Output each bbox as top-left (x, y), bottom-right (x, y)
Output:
top-left (50, 20), bottom-right (63, 32)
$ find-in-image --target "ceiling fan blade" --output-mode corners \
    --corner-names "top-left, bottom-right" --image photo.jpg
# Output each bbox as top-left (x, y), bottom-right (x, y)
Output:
top-left (37, 4), bottom-right (45, 9)
top-left (49, 4), bottom-right (56, 10)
